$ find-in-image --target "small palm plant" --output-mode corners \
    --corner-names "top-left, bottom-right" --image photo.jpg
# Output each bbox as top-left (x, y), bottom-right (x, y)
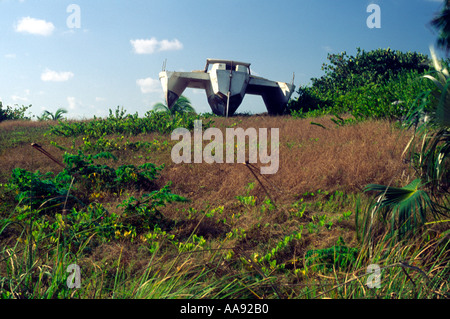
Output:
top-left (430, 0), bottom-right (450, 54)
top-left (38, 108), bottom-right (68, 121)
top-left (152, 95), bottom-right (196, 115)
top-left (360, 47), bottom-right (449, 242)
top-left (360, 179), bottom-right (436, 242)
top-left (404, 47), bottom-right (450, 193)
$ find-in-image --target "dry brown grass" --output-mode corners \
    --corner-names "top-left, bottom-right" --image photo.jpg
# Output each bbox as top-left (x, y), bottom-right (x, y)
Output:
top-left (0, 119), bottom-right (54, 132)
top-left (2, 116), bottom-right (445, 299)
top-left (0, 121), bottom-right (65, 181)
top-left (0, 116), bottom-right (414, 210)
top-left (157, 115), bottom-right (414, 210)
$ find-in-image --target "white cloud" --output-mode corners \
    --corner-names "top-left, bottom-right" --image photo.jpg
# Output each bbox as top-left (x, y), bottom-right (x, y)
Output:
top-left (11, 95), bottom-right (28, 102)
top-left (41, 69), bottom-right (74, 82)
top-left (65, 97), bottom-right (90, 119)
top-left (4, 53), bottom-right (16, 59)
top-left (15, 17), bottom-right (55, 36)
top-left (131, 38), bottom-right (159, 54)
top-left (136, 77), bottom-right (162, 93)
top-left (322, 45), bottom-right (333, 53)
top-left (159, 39), bottom-right (183, 52)
top-left (131, 37), bottom-right (183, 54)
top-left (10, 89), bottom-right (30, 103)
top-left (67, 96), bottom-right (78, 110)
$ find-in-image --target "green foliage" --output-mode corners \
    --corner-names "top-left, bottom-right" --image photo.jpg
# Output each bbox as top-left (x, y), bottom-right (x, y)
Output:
top-left (7, 168), bottom-right (74, 211)
top-left (404, 47), bottom-right (450, 193)
top-left (118, 182), bottom-right (188, 231)
top-left (0, 102), bottom-right (32, 122)
top-left (288, 48), bottom-right (433, 120)
top-left (152, 95), bottom-right (197, 115)
top-left (430, 0), bottom-right (450, 53)
top-left (176, 234), bottom-right (206, 253)
top-left (38, 108), bottom-right (68, 121)
top-left (62, 150), bottom-right (164, 194)
top-left (330, 114), bottom-right (358, 127)
top-left (236, 182), bottom-right (257, 207)
top-left (5, 150), bottom-right (165, 213)
top-left (307, 214), bottom-right (333, 233)
top-left (359, 47), bottom-right (450, 244)
top-left (331, 70), bottom-right (434, 120)
top-left (236, 194), bottom-right (256, 207)
top-left (2, 149), bottom-right (187, 255)
top-left (47, 106), bottom-right (213, 138)
top-left (362, 179), bottom-right (436, 241)
top-left (255, 226), bottom-right (303, 274)
top-left (79, 135), bottom-right (171, 153)
top-left (289, 104), bottom-right (331, 119)
top-left (305, 245), bottom-right (360, 272)
top-left (288, 87), bottom-right (329, 114)
top-left (315, 48), bottom-right (429, 92)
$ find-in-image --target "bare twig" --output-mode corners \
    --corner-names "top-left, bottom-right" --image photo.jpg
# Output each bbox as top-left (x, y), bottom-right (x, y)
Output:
top-left (31, 143), bottom-right (65, 169)
top-left (242, 161), bottom-right (278, 208)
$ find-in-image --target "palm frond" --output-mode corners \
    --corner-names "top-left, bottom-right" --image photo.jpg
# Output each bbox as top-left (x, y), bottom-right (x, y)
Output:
top-left (152, 95), bottom-right (196, 115)
top-left (363, 179), bottom-right (436, 240)
top-left (430, 0), bottom-right (450, 53)
top-left (402, 47), bottom-right (450, 193)
top-left (152, 103), bottom-right (170, 113)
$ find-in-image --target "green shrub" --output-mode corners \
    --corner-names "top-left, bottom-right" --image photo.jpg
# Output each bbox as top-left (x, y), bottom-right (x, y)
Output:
top-left (305, 245), bottom-right (360, 272)
top-left (312, 48), bottom-right (430, 96)
top-left (5, 150), bottom-right (166, 212)
top-left (3, 150), bottom-right (187, 247)
top-left (330, 70), bottom-right (435, 120)
top-left (288, 48), bottom-right (433, 120)
top-left (47, 106), bottom-right (213, 138)
top-left (7, 168), bottom-right (74, 211)
top-left (0, 102), bottom-right (32, 122)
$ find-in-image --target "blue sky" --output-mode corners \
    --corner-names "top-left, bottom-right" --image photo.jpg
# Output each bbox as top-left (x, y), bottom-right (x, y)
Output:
top-left (0, 0), bottom-right (446, 118)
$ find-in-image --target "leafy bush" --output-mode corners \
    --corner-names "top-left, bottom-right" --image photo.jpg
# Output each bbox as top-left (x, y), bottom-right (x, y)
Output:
top-left (5, 150), bottom-right (166, 212)
top-left (288, 48), bottom-right (433, 120)
top-left (7, 168), bottom-right (74, 211)
top-left (78, 135), bottom-right (171, 153)
top-left (63, 151), bottom-right (165, 195)
top-left (404, 48), bottom-right (450, 193)
top-left (318, 48), bottom-right (428, 90)
top-left (332, 70), bottom-right (435, 120)
top-left (305, 245), bottom-right (360, 272)
top-left (0, 102), bottom-right (32, 122)
top-left (360, 47), bottom-right (450, 244)
top-left (47, 106), bottom-right (213, 138)
top-left (118, 183), bottom-right (188, 232)
top-left (3, 149), bottom-right (187, 248)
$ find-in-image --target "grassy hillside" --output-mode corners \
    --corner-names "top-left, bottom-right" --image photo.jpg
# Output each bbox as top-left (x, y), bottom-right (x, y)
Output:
top-left (0, 113), bottom-right (448, 299)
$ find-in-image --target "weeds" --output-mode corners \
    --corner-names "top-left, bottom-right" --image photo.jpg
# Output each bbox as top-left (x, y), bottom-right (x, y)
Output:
top-left (47, 107), bottom-right (213, 138)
